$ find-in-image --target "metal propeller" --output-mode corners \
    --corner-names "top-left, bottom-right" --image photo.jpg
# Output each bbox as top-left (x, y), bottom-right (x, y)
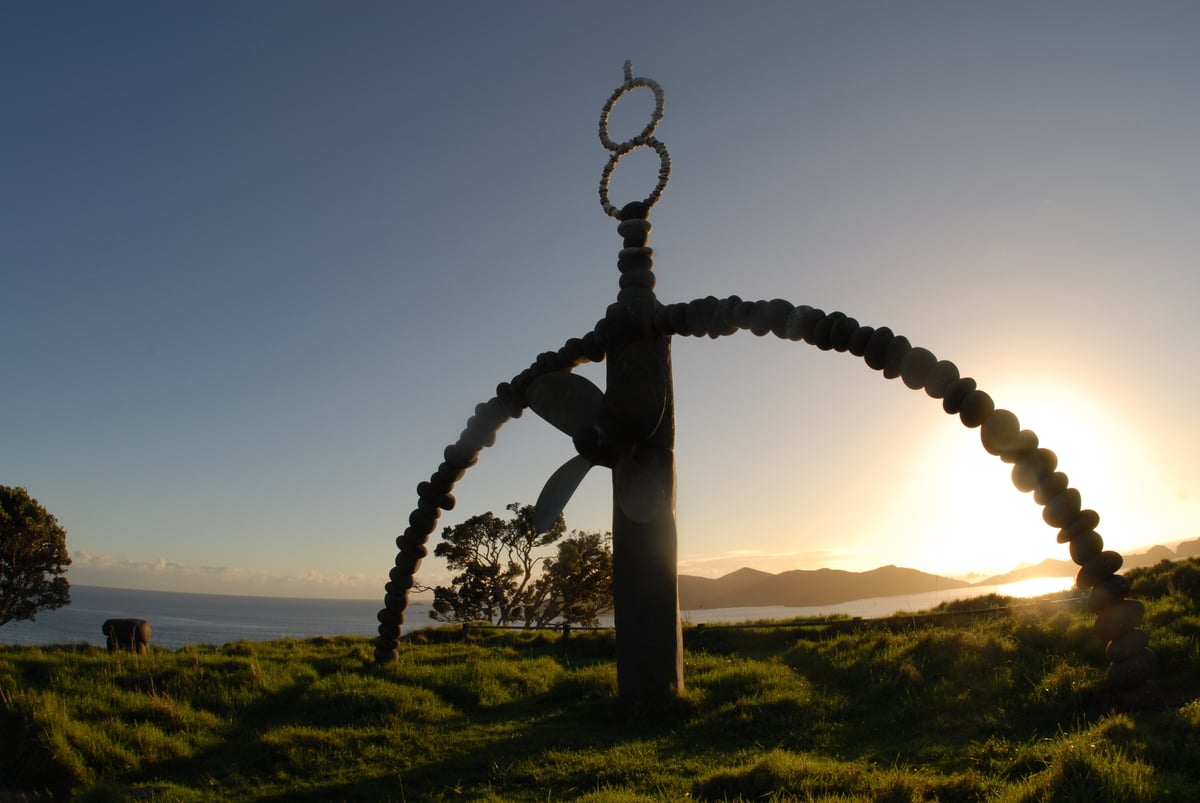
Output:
top-left (526, 370), bottom-right (671, 532)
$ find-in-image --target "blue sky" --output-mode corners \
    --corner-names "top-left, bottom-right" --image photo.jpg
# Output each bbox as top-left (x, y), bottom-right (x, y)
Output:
top-left (3, 2), bottom-right (1198, 598)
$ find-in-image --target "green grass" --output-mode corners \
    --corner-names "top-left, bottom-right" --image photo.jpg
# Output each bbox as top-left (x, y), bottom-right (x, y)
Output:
top-left (1, 560), bottom-right (1198, 801)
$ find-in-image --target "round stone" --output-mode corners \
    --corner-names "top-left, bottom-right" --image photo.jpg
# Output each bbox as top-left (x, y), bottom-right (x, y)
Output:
top-left (397, 538), bottom-right (429, 560)
top-left (386, 574), bottom-right (415, 593)
top-left (980, 409), bottom-right (1020, 455)
top-left (617, 246), bottom-right (653, 273)
top-left (1076, 550), bottom-right (1124, 590)
top-left (619, 271), bottom-right (655, 291)
top-left (959, 389), bottom-right (995, 428)
top-left (848, 325), bottom-right (874, 356)
top-left (697, 296), bottom-right (722, 339)
top-left (899, 346), bottom-right (937, 390)
top-left (798, 307), bottom-right (826, 345)
top-left (1011, 448), bottom-right (1058, 492)
top-left (1088, 573), bottom-right (1132, 613)
top-left (1033, 471), bottom-right (1069, 505)
top-left (391, 558), bottom-right (421, 579)
top-left (1094, 598), bottom-right (1145, 642)
top-left (456, 424), bottom-right (488, 452)
top-left (767, 299), bottom-right (794, 338)
top-left (1043, 487), bottom-right (1083, 528)
top-left (417, 481), bottom-right (456, 510)
top-left (882, 334), bottom-right (912, 379)
top-left (535, 350), bottom-right (565, 372)
top-left (1057, 509), bottom-right (1101, 543)
top-left (686, 298), bottom-right (712, 337)
top-left (999, 430), bottom-right (1039, 463)
top-left (1068, 529), bottom-right (1104, 566)
top-left (942, 376), bottom-right (978, 415)
top-left (495, 383), bottom-right (523, 417)
top-left (1107, 647), bottom-right (1156, 693)
top-left (434, 460), bottom-right (468, 487)
top-left (732, 300), bottom-right (754, 328)
top-left (377, 607), bottom-right (402, 626)
top-left (714, 296), bottom-right (741, 337)
top-left (924, 360), bottom-right (960, 399)
top-left (616, 217), bottom-right (651, 244)
top-left (813, 311), bottom-right (845, 351)
top-left (408, 507), bottom-right (438, 533)
top-left (580, 331), bottom-right (606, 361)
top-left (749, 300), bottom-right (772, 336)
top-left (443, 442), bottom-right (479, 470)
top-left (784, 305), bottom-right (810, 340)
top-left (1105, 628), bottom-right (1150, 663)
top-left (831, 315), bottom-right (859, 352)
top-left (557, 338), bottom-right (585, 364)
top-left (864, 326), bottom-right (894, 370)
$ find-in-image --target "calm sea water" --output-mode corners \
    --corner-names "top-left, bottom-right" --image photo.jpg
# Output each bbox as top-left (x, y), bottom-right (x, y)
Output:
top-left (0, 578), bottom-right (1075, 650)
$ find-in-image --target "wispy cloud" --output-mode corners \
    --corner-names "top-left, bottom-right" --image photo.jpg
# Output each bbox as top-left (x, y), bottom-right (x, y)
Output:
top-left (68, 550), bottom-right (428, 600)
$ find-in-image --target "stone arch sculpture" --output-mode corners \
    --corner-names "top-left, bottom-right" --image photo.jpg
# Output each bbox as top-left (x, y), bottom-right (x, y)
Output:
top-left (374, 63), bottom-right (1155, 711)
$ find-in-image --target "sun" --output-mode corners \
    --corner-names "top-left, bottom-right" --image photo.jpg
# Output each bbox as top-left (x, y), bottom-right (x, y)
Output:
top-left (885, 381), bottom-right (1155, 579)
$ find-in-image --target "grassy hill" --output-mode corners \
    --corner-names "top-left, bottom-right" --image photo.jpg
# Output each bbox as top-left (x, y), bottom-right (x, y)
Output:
top-left (1, 559), bottom-right (1198, 801)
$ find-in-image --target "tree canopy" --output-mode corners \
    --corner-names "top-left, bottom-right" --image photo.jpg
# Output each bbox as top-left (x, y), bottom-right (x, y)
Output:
top-left (429, 502), bottom-right (612, 628)
top-left (0, 485), bottom-right (71, 627)
top-left (527, 530), bottom-right (613, 628)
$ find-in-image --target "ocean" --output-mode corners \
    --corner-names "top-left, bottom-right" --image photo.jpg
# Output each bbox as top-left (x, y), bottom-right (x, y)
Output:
top-left (0, 577), bottom-right (1075, 650)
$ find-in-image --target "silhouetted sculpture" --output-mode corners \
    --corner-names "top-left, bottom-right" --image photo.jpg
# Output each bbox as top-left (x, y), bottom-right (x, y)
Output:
top-left (374, 62), bottom-right (1154, 711)
top-left (103, 618), bottom-right (151, 653)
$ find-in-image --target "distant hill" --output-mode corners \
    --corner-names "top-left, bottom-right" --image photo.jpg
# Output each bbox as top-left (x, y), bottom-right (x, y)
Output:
top-left (1176, 538), bottom-right (1200, 559)
top-left (678, 565), bottom-right (970, 610)
top-left (975, 542), bottom-right (1188, 586)
top-left (679, 539), bottom-right (1199, 610)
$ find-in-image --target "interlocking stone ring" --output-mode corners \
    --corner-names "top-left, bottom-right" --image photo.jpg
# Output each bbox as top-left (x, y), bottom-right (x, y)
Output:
top-left (599, 61), bottom-right (671, 218)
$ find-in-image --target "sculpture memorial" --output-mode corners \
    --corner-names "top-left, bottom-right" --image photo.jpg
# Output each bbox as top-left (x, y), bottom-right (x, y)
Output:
top-left (374, 63), bottom-right (1155, 711)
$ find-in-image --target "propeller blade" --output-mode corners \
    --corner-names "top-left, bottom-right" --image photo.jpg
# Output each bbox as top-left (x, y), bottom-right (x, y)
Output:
top-left (526, 371), bottom-right (605, 437)
top-left (615, 446), bottom-right (673, 523)
top-left (533, 454), bottom-right (594, 532)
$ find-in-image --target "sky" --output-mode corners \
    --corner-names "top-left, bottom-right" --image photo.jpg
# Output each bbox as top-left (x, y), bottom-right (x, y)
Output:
top-left (3, 2), bottom-right (1198, 600)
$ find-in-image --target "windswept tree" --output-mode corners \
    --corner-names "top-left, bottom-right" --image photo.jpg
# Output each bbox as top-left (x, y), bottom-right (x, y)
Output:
top-left (430, 502), bottom-right (565, 626)
top-left (0, 485), bottom-right (71, 627)
top-left (528, 530), bottom-right (613, 628)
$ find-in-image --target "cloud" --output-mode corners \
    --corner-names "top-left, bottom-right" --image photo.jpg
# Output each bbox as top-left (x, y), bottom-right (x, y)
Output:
top-left (68, 550), bottom-right (408, 599)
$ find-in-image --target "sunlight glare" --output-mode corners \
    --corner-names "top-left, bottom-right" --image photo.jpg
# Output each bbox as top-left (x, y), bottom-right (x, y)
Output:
top-left (889, 381), bottom-right (1168, 579)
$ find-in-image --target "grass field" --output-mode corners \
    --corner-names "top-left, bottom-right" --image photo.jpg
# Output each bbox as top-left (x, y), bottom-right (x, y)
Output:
top-left (2, 559), bottom-right (1198, 801)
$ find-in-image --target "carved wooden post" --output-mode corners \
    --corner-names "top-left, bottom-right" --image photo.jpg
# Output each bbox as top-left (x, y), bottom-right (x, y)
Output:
top-left (606, 203), bottom-right (684, 708)
top-left (598, 63), bottom-right (683, 709)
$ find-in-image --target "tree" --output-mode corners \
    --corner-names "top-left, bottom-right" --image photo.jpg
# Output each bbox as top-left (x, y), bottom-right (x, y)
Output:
top-left (528, 530), bottom-right (613, 628)
top-left (430, 502), bottom-right (565, 626)
top-left (0, 486), bottom-right (71, 627)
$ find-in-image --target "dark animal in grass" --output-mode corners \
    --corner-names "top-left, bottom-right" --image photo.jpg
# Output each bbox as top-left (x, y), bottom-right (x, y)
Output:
top-left (102, 618), bottom-right (151, 653)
